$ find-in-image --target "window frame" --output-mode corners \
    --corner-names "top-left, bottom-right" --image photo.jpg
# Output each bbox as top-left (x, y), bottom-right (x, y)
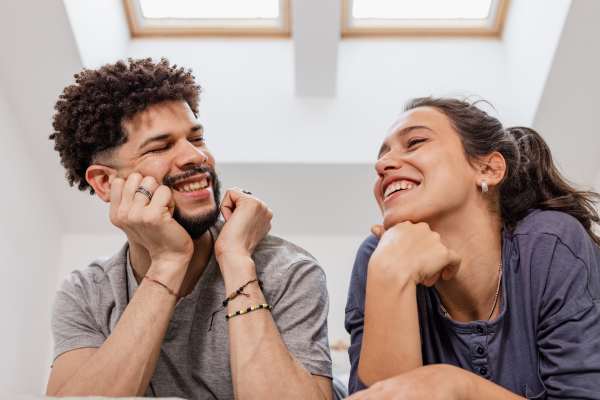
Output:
top-left (341, 0), bottom-right (510, 38)
top-left (124, 0), bottom-right (291, 37)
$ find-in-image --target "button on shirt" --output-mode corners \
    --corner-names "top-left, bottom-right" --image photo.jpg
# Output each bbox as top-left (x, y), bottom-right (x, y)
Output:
top-left (345, 210), bottom-right (600, 399)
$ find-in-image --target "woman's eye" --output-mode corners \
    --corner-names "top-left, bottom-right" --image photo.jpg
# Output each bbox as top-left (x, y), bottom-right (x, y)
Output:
top-left (191, 136), bottom-right (205, 145)
top-left (407, 138), bottom-right (427, 148)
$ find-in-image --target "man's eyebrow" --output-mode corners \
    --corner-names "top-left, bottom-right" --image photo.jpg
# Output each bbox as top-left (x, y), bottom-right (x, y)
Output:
top-left (138, 133), bottom-right (172, 151)
top-left (377, 125), bottom-right (434, 158)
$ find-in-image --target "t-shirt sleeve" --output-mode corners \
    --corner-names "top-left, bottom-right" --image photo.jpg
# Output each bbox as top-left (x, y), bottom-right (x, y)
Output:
top-left (536, 234), bottom-right (600, 399)
top-left (51, 270), bottom-right (106, 363)
top-left (271, 258), bottom-right (332, 379)
top-left (345, 235), bottom-right (378, 394)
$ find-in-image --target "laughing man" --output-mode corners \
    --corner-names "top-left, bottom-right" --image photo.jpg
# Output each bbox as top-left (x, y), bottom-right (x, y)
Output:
top-left (46, 58), bottom-right (333, 399)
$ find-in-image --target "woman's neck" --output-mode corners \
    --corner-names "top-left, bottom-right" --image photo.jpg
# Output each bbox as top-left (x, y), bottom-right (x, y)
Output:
top-left (429, 203), bottom-right (504, 322)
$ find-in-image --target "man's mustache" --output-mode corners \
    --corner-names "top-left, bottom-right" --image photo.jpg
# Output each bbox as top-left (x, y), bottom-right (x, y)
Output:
top-left (162, 166), bottom-right (217, 188)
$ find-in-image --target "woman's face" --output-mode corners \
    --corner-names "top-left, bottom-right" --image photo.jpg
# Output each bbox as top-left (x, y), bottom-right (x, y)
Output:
top-left (374, 106), bottom-right (480, 229)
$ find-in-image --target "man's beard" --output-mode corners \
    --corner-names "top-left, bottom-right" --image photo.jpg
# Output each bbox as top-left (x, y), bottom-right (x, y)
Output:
top-left (164, 166), bottom-right (221, 240)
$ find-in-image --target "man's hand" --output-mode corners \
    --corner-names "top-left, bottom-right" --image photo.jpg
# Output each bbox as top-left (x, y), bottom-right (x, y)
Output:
top-left (215, 188), bottom-right (273, 261)
top-left (369, 221), bottom-right (461, 288)
top-left (109, 173), bottom-right (194, 266)
top-left (348, 365), bottom-right (470, 400)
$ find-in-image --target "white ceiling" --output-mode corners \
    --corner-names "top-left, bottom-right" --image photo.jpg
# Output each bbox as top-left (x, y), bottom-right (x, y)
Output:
top-left (0, 0), bottom-right (598, 236)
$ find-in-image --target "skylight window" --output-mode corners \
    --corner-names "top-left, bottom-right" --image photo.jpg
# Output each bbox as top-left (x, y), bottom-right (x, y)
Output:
top-left (343, 0), bottom-right (509, 37)
top-left (124, 0), bottom-right (290, 37)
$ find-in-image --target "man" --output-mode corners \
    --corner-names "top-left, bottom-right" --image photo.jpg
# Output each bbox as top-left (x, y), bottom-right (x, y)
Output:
top-left (47, 58), bottom-right (333, 399)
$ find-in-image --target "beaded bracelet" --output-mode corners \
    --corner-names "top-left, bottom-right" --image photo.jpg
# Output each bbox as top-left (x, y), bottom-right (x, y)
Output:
top-left (222, 278), bottom-right (263, 307)
top-left (225, 303), bottom-right (273, 320)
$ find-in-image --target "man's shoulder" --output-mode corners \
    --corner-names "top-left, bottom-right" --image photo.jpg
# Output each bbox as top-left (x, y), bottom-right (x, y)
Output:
top-left (58, 243), bottom-right (129, 299)
top-left (252, 234), bottom-right (324, 283)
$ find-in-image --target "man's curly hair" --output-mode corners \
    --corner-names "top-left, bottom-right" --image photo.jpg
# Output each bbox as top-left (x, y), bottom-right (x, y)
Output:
top-left (50, 57), bottom-right (201, 194)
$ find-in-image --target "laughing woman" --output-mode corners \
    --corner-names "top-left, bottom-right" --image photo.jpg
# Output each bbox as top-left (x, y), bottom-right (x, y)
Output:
top-left (345, 97), bottom-right (600, 400)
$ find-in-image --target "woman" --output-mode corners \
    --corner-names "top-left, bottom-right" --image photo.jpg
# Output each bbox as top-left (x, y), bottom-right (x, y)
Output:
top-left (345, 97), bottom-right (600, 399)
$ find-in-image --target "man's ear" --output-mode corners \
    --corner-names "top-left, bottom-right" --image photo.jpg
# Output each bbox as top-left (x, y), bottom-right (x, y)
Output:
top-left (86, 164), bottom-right (117, 203)
top-left (476, 151), bottom-right (507, 189)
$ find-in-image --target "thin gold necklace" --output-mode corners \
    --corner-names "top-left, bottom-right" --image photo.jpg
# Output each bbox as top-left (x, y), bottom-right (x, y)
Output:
top-left (440, 262), bottom-right (503, 321)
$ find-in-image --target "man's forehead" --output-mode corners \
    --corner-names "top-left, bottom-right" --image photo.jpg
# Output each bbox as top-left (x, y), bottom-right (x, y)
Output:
top-left (123, 100), bottom-right (198, 139)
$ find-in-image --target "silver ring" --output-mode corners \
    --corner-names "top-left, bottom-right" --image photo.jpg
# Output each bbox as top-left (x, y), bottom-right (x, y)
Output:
top-left (135, 186), bottom-right (153, 201)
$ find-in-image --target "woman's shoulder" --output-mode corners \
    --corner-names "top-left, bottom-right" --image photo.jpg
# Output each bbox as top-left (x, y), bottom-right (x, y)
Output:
top-left (512, 209), bottom-right (592, 250)
top-left (510, 209), bottom-right (600, 303)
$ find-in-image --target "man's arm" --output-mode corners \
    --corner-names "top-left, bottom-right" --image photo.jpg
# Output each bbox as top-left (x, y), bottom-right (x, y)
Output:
top-left (48, 174), bottom-right (194, 397)
top-left (47, 260), bottom-right (185, 397)
top-left (221, 254), bottom-right (332, 400)
top-left (216, 188), bottom-right (332, 400)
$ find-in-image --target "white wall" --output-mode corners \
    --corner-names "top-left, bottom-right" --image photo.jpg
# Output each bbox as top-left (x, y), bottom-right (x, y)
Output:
top-left (125, 37), bottom-right (511, 165)
top-left (533, 0), bottom-right (600, 186)
top-left (0, 92), bottom-right (62, 394)
top-left (502, 0), bottom-right (571, 125)
top-left (63, 0), bottom-right (130, 69)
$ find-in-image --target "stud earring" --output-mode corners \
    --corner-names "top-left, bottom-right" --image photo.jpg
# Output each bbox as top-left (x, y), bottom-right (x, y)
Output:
top-left (480, 180), bottom-right (489, 193)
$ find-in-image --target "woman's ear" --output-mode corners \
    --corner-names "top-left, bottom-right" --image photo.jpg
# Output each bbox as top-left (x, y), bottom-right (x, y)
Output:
top-left (477, 151), bottom-right (507, 189)
top-left (86, 164), bottom-right (117, 202)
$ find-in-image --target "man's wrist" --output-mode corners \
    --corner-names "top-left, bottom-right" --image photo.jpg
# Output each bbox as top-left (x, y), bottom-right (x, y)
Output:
top-left (217, 253), bottom-right (259, 291)
top-left (147, 258), bottom-right (189, 293)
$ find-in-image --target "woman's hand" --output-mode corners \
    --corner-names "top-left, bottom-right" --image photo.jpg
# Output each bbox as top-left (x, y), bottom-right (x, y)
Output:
top-left (369, 221), bottom-right (461, 287)
top-left (348, 365), bottom-right (470, 400)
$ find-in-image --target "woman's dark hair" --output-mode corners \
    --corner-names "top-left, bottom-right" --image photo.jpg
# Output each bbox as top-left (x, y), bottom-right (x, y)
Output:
top-left (50, 57), bottom-right (201, 194)
top-left (404, 96), bottom-right (600, 245)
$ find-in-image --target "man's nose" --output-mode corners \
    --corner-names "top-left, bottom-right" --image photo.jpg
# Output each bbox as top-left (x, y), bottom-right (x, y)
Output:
top-left (175, 140), bottom-right (208, 169)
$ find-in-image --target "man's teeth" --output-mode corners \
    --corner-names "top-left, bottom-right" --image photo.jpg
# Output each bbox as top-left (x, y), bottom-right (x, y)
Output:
top-left (384, 180), bottom-right (417, 198)
top-left (177, 179), bottom-right (209, 192)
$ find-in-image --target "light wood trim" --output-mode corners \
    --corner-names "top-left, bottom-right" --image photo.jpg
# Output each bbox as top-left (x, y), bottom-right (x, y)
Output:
top-left (341, 0), bottom-right (511, 38)
top-left (123, 0), bottom-right (291, 38)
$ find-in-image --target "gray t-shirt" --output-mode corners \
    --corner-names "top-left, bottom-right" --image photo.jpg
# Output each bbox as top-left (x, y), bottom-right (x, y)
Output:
top-left (51, 221), bottom-right (332, 399)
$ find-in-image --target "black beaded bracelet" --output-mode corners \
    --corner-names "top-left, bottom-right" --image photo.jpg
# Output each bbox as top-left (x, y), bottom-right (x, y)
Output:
top-left (222, 278), bottom-right (263, 307)
top-left (225, 303), bottom-right (273, 320)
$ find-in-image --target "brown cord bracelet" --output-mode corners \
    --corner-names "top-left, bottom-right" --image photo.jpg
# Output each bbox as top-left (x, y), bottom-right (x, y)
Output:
top-left (144, 275), bottom-right (180, 299)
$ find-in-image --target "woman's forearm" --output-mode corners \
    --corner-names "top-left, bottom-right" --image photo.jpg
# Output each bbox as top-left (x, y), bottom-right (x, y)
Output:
top-left (358, 264), bottom-right (422, 386)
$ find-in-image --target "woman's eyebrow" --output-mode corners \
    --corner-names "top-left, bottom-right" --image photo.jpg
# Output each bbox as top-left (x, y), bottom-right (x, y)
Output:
top-left (377, 125), bottom-right (434, 158)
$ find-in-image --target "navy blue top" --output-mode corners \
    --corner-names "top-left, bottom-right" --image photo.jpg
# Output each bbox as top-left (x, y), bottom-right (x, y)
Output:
top-left (345, 210), bottom-right (600, 399)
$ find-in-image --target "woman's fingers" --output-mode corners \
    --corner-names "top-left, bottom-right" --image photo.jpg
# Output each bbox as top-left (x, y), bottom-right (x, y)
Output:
top-left (442, 250), bottom-right (461, 281)
top-left (371, 224), bottom-right (384, 239)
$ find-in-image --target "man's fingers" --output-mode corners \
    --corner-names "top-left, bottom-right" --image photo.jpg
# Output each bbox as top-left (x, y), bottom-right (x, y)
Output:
top-left (109, 177), bottom-right (125, 223)
top-left (148, 185), bottom-right (173, 211)
top-left (120, 173), bottom-right (143, 212)
top-left (219, 187), bottom-right (251, 221)
top-left (219, 189), bottom-right (235, 221)
top-left (370, 224), bottom-right (384, 239)
top-left (131, 176), bottom-right (159, 209)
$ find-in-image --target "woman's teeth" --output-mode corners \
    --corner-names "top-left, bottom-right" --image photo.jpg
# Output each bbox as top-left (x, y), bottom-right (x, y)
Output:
top-left (384, 180), bottom-right (417, 198)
